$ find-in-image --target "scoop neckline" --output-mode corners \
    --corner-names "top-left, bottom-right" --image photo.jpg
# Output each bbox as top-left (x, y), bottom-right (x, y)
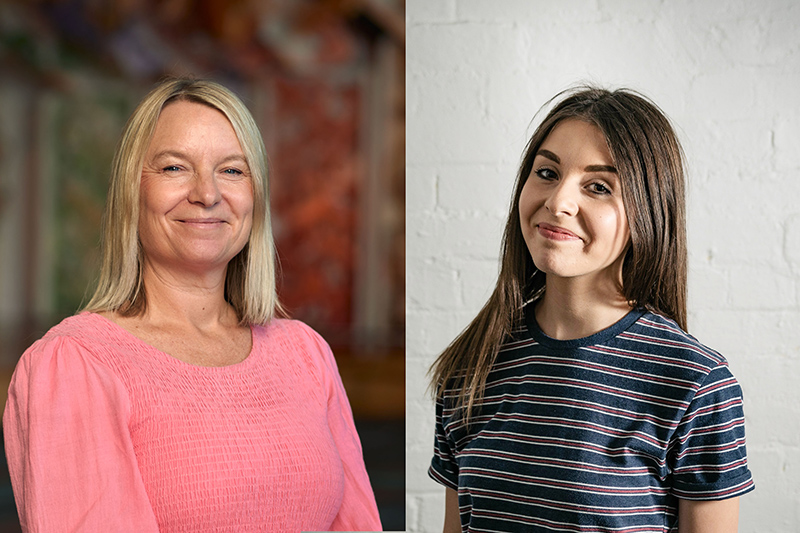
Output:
top-left (524, 305), bottom-right (645, 351)
top-left (83, 311), bottom-right (258, 371)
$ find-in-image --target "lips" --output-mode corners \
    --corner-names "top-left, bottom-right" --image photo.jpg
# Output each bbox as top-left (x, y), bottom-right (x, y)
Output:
top-left (178, 218), bottom-right (226, 226)
top-left (536, 222), bottom-right (581, 241)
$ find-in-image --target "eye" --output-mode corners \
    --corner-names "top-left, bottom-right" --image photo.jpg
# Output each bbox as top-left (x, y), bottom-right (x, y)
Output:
top-left (162, 165), bottom-right (182, 172)
top-left (534, 167), bottom-right (557, 181)
top-left (588, 182), bottom-right (612, 195)
top-left (222, 168), bottom-right (244, 176)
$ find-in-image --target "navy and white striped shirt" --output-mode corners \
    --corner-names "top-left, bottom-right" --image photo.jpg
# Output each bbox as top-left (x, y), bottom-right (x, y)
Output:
top-left (430, 308), bottom-right (754, 532)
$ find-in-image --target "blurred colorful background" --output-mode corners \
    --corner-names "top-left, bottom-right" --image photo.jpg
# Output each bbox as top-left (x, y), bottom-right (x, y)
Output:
top-left (0, 0), bottom-right (405, 529)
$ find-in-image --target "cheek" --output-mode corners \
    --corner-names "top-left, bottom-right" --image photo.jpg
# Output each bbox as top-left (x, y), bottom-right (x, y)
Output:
top-left (518, 180), bottom-right (537, 221)
top-left (234, 186), bottom-right (255, 229)
top-left (139, 178), bottom-right (173, 215)
top-left (594, 206), bottom-right (629, 249)
top-left (240, 189), bottom-right (255, 220)
top-left (138, 188), bottom-right (158, 229)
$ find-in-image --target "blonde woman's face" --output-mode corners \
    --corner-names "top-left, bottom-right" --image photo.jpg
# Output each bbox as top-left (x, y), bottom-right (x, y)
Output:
top-left (138, 101), bottom-right (254, 275)
top-left (518, 119), bottom-right (629, 288)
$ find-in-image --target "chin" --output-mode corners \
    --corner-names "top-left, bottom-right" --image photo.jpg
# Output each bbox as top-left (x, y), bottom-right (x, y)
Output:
top-left (531, 252), bottom-right (577, 278)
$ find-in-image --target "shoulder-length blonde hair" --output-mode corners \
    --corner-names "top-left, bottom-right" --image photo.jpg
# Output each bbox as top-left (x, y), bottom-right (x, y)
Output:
top-left (431, 85), bottom-right (687, 418)
top-left (84, 77), bottom-right (281, 324)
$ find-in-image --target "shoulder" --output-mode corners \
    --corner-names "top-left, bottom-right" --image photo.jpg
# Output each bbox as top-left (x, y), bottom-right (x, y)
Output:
top-left (14, 312), bottom-right (143, 388)
top-left (252, 318), bottom-right (339, 384)
top-left (252, 318), bottom-right (330, 354)
top-left (34, 312), bottom-right (124, 347)
top-left (623, 311), bottom-right (728, 371)
top-left (11, 313), bottom-right (130, 398)
top-left (23, 313), bottom-right (115, 361)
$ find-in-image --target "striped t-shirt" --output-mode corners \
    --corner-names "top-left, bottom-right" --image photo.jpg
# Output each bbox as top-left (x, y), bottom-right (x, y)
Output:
top-left (429, 308), bottom-right (754, 532)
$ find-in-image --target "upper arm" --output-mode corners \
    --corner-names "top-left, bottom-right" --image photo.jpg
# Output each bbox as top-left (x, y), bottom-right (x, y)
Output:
top-left (443, 487), bottom-right (461, 533)
top-left (678, 497), bottom-right (739, 533)
top-left (671, 363), bottom-right (754, 500)
top-left (3, 336), bottom-right (159, 532)
top-left (295, 322), bottom-right (382, 531)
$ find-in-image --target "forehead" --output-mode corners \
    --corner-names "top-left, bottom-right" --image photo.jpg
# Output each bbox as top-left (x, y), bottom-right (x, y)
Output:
top-left (148, 100), bottom-right (242, 150)
top-left (538, 119), bottom-right (612, 163)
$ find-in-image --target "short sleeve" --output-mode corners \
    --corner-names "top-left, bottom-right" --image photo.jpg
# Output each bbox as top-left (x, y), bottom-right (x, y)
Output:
top-left (3, 336), bottom-right (160, 532)
top-left (298, 324), bottom-right (383, 532)
top-left (670, 362), bottom-right (755, 500)
top-left (428, 391), bottom-right (459, 490)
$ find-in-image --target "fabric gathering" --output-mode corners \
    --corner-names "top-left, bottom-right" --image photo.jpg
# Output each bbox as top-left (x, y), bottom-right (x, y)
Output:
top-left (2, 77), bottom-right (383, 532)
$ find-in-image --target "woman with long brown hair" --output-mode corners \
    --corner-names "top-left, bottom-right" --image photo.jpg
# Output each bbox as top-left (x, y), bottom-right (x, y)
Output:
top-left (429, 86), bottom-right (753, 532)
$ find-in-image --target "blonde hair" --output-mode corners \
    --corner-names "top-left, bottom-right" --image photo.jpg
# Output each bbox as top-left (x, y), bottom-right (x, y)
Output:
top-left (84, 78), bottom-right (281, 324)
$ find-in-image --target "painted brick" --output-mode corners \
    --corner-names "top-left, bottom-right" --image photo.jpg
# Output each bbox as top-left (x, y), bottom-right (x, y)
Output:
top-left (437, 165), bottom-right (514, 213)
top-left (406, 165), bottom-right (438, 215)
top-left (405, 0), bottom-right (456, 25)
top-left (407, 1), bottom-right (800, 531)
top-left (407, 211), bottom-right (507, 261)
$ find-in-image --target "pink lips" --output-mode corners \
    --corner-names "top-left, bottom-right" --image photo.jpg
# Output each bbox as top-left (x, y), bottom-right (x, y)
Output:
top-left (536, 222), bottom-right (581, 241)
top-left (179, 218), bottom-right (225, 226)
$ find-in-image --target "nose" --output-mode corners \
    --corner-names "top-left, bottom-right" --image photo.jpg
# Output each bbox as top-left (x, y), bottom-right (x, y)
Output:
top-left (544, 179), bottom-right (579, 216)
top-left (188, 169), bottom-right (221, 206)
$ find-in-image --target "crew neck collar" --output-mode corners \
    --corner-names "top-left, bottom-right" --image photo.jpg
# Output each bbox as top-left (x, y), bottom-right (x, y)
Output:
top-left (524, 305), bottom-right (646, 350)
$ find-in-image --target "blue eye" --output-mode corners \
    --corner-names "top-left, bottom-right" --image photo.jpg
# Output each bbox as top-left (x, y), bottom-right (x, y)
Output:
top-left (163, 165), bottom-right (181, 172)
top-left (223, 168), bottom-right (244, 176)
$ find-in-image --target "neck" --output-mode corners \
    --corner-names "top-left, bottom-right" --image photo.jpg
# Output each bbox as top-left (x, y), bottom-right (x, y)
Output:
top-left (534, 274), bottom-right (632, 340)
top-left (137, 260), bottom-right (237, 330)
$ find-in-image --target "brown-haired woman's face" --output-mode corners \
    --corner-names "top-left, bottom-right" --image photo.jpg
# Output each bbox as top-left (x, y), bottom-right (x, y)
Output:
top-left (138, 101), bottom-right (254, 275)
top-left (518, 119), bottom-right (629, 288)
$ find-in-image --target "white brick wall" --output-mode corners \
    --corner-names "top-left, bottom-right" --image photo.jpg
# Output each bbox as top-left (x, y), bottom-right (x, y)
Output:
top-left (406, 1), bottom-right (800, 531)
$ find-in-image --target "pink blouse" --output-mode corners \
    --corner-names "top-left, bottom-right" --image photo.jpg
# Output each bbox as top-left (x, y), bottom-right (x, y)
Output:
top-left (3, 313), bottom-right (382, 532)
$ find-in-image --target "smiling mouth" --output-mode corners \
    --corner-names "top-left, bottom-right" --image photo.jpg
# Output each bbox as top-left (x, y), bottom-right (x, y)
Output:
top-left (178, 218), bottom-right (226, 225)
top-left (536, 223), bottom-right (581, 241)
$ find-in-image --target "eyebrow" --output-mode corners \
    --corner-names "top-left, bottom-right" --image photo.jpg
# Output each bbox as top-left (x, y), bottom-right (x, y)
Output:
top-left (150, 150), bottom-right (249, 166)
top-left (536, 149), bottom-right (617, 174)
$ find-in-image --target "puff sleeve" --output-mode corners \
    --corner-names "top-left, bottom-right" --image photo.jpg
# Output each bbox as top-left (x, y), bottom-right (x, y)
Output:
top-left (298, 324), bottom-right (382, 532)
top-left (3, 336), bottom-right (160, 532)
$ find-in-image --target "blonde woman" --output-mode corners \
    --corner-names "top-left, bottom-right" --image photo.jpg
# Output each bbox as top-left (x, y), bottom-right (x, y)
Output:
top-left (4, 78), bottom-right (381, 532)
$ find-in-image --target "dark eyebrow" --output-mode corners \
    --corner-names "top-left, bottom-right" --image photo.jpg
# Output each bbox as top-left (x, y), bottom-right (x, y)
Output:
top-left (535, 149), bottom-right (617, 173)
top-left (536, 149), bottom-right (560, 164)
top-left (584, 164), bottom-right (617, 174)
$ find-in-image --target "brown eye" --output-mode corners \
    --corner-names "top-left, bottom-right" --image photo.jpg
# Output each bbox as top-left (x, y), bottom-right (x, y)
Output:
top-left (535, 168), bottom-right (557, 180)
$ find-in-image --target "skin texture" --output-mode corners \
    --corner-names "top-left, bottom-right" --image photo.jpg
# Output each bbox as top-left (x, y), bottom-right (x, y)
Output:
top-left (138, 101), bottom-right (254, 280)
top-left (519, 119), bottom-right (632, 340)
top-left (103, 101), bottom-right (254, 367)
top-left (678, 498), bottom-right (740, 533)
top-left (443, 487), bottom-right (461, 533)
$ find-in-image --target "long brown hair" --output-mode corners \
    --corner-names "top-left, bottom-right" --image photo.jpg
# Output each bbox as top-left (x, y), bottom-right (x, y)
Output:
top-left (430, 86), bottom-right (688, 418)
